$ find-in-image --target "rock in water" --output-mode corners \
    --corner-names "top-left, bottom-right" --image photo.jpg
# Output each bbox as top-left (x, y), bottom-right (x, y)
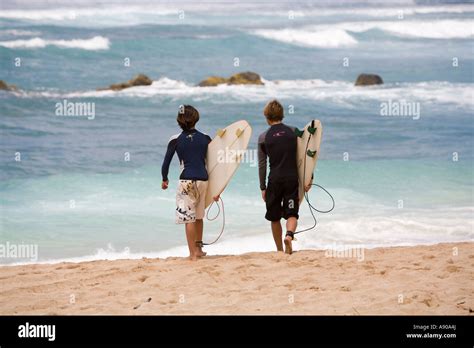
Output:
top-left (99, 74), bottom-right (153, 91)
top-left (228, 71), bottom-right (263, 85)
top-left (128, 74), bottom-right (153, 87)
top-left (197, 71), bottom-right (264, 87)
top-left (197, 76), bottom-right (227, 87)
top-left (355, 73), bottom-right (384, 86)
top-left (0, 80), bottom-right (18, 91)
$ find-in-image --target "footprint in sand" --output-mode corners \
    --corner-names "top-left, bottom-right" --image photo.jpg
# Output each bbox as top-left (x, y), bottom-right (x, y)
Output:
top-left (421, 297), bottom-right (436, 307)
top-left (199, 266), bottom-right (221, 277)
top-left (408, 291), bottom-right (440, 308)
top-left (446, 265), bottom-right (462, 273)
top-left (138, 275), bottom-right (149, 283)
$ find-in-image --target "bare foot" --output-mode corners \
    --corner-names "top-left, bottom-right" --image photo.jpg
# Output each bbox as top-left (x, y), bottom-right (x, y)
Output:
top-left (188, 254), bottom-right (198, 261)
top-left (284, 236), bottom-right (293, 255)
top-left (196, 250), bottom-right (207, 257)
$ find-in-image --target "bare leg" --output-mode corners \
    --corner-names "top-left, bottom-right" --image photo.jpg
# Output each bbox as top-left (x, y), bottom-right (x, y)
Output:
top-left (185, 222), bottom-right (198, 261)
top-left (284, 217), bottom-right (297, 254)
top-left (195, 219), bottom-right (206, 257)
top-left (271, 221), bottom-right (284, 252)
top-left (286, 217), bottom-right (297, 233)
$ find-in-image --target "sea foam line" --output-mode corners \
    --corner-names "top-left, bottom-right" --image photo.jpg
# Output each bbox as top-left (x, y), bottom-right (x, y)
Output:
top-left (9, 77), bottom-right (473, 109)
top-left (0, 35), bottom-right (110, 50)
top-left (251, 19), bottom-right (474, 48)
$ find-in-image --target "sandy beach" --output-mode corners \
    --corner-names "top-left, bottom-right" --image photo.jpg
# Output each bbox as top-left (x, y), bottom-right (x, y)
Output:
top-left (0, 242), bottom-right (472, 315)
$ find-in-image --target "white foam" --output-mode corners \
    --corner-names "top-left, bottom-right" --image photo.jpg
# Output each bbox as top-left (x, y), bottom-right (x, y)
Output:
top-left (331, 20), bottom-right (474, 39)
top-left (0, 6), bottom-right (178, 21)
top-left (3, 206), bottom-right (473, 266)
top-left (0, 35), bottom-right (110, 50)
top-left (17, 77), bottom-right (471, 109)
top-left (0, 29), bottom-right (41, 36)
top-left (253, 27), bottom-right (358, 48)
top-left (2, 4), bottom-right (473, 25)
top-left (267, 5), bottom-right (474, 18)
top-left (251, 19), bottom-right (473, 48)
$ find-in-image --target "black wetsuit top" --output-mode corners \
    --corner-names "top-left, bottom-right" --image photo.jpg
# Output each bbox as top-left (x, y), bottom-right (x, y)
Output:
top-left (257, 123), bottom-right (298, 190)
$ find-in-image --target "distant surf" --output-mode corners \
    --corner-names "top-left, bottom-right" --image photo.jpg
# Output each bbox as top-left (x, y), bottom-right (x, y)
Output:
top-left (252, 19), bottom-right (473, 48)
top-left (9, 78), bottom-right (473, 109)
top-left (0, 35), bottom-right (110, 50)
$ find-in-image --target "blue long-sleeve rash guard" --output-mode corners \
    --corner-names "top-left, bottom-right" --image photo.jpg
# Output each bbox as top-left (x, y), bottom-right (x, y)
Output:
top-left (161, 129), bottom-right (212, 182)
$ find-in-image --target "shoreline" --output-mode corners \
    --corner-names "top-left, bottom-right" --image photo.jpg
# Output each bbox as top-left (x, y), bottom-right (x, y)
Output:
top-left (0, 242), bottom-right (472, 315)
top-left (2, 238), bottom-right (473, 267)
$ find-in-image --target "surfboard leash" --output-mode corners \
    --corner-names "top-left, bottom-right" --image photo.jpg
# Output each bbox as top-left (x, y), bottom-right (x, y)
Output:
top-left (199, 197), bottom-right (226, 246)
top-left (294, 122), bottom-right (335, 235)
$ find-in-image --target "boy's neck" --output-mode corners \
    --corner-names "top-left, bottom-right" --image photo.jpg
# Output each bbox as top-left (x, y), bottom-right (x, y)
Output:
top-left (268, 121), bottom-right (282, 126)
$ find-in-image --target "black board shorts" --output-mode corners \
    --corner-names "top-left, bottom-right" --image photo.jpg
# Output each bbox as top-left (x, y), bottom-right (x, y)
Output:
top-left (265, 178), bottom-right (299, 221)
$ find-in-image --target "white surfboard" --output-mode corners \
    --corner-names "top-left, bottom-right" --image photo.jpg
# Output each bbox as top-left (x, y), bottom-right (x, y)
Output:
top-left (296, 120), bottom-right (323, 202)
top-left (205, 120), bottom-right (252, 208)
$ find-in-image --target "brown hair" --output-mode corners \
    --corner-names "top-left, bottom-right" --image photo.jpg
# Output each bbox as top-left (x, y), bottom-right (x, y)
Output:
top-left (263, 99), bottom-right (284, 122)
top-left (177, 105), bottom-right (200, 131)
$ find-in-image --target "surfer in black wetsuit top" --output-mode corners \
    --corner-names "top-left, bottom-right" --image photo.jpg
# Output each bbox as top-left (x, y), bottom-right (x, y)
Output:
top-left (257, 100), bottom-right (312, 254)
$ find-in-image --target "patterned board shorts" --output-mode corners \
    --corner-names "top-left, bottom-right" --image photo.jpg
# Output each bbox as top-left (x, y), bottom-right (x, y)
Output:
top-left (176, 180), bottom-right (208, 224)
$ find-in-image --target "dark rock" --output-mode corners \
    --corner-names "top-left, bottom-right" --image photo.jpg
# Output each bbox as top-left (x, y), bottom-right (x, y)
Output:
top-left (355, 73), bottom-right (383, 86)
top-left (98, 74), bottom-right (153, 91)
top-left (197, 76), bottom-right (227, 87)
top-left (197, 71), bottom-right (264, 87)
top-left (228, 71), bottom-right (263, 85)
top-left (0, 80), bottom-right (18, 91)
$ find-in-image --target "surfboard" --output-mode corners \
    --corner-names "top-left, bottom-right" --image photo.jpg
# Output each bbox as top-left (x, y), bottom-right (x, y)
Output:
top-left (296, 120), bottom-right (323, 202)
top-left (205, 120), bottom-right (252, 208)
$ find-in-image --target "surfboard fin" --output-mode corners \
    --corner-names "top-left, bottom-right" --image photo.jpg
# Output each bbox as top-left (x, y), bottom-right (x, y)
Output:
top-left (216, 129), bottom-right (226, 137)
top-left (294, 128), bottom-right (304, 138)
top-left (235, 128), bottom-right (244, 137)
top-left (307, 126), bottom-right (317, 135)
top-left (307, 149), bottom-right (317, 158)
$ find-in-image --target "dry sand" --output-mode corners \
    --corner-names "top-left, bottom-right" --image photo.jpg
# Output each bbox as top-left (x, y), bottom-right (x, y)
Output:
top-left (0, 242), bottom-right (472, 315)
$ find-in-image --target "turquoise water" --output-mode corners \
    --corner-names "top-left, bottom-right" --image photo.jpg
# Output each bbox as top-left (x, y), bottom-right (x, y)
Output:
top-left (0, 0), bottom-right (473, 264)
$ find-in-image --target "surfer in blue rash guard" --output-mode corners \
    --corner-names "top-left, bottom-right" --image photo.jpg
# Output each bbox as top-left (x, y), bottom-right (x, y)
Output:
top-left (161, 105), bottom-right (217, 261)
top-left (258, 100), bottom-right (312, 254)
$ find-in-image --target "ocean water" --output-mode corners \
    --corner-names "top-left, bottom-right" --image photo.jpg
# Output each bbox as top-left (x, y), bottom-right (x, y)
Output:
top-left (0, 0), bottom-right (473, 264)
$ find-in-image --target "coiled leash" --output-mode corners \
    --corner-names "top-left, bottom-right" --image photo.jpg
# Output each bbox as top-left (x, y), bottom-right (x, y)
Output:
top-left (195, 197), bottom-right (225, 248)
top-left (293, 122), bottom-right (335, 236)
